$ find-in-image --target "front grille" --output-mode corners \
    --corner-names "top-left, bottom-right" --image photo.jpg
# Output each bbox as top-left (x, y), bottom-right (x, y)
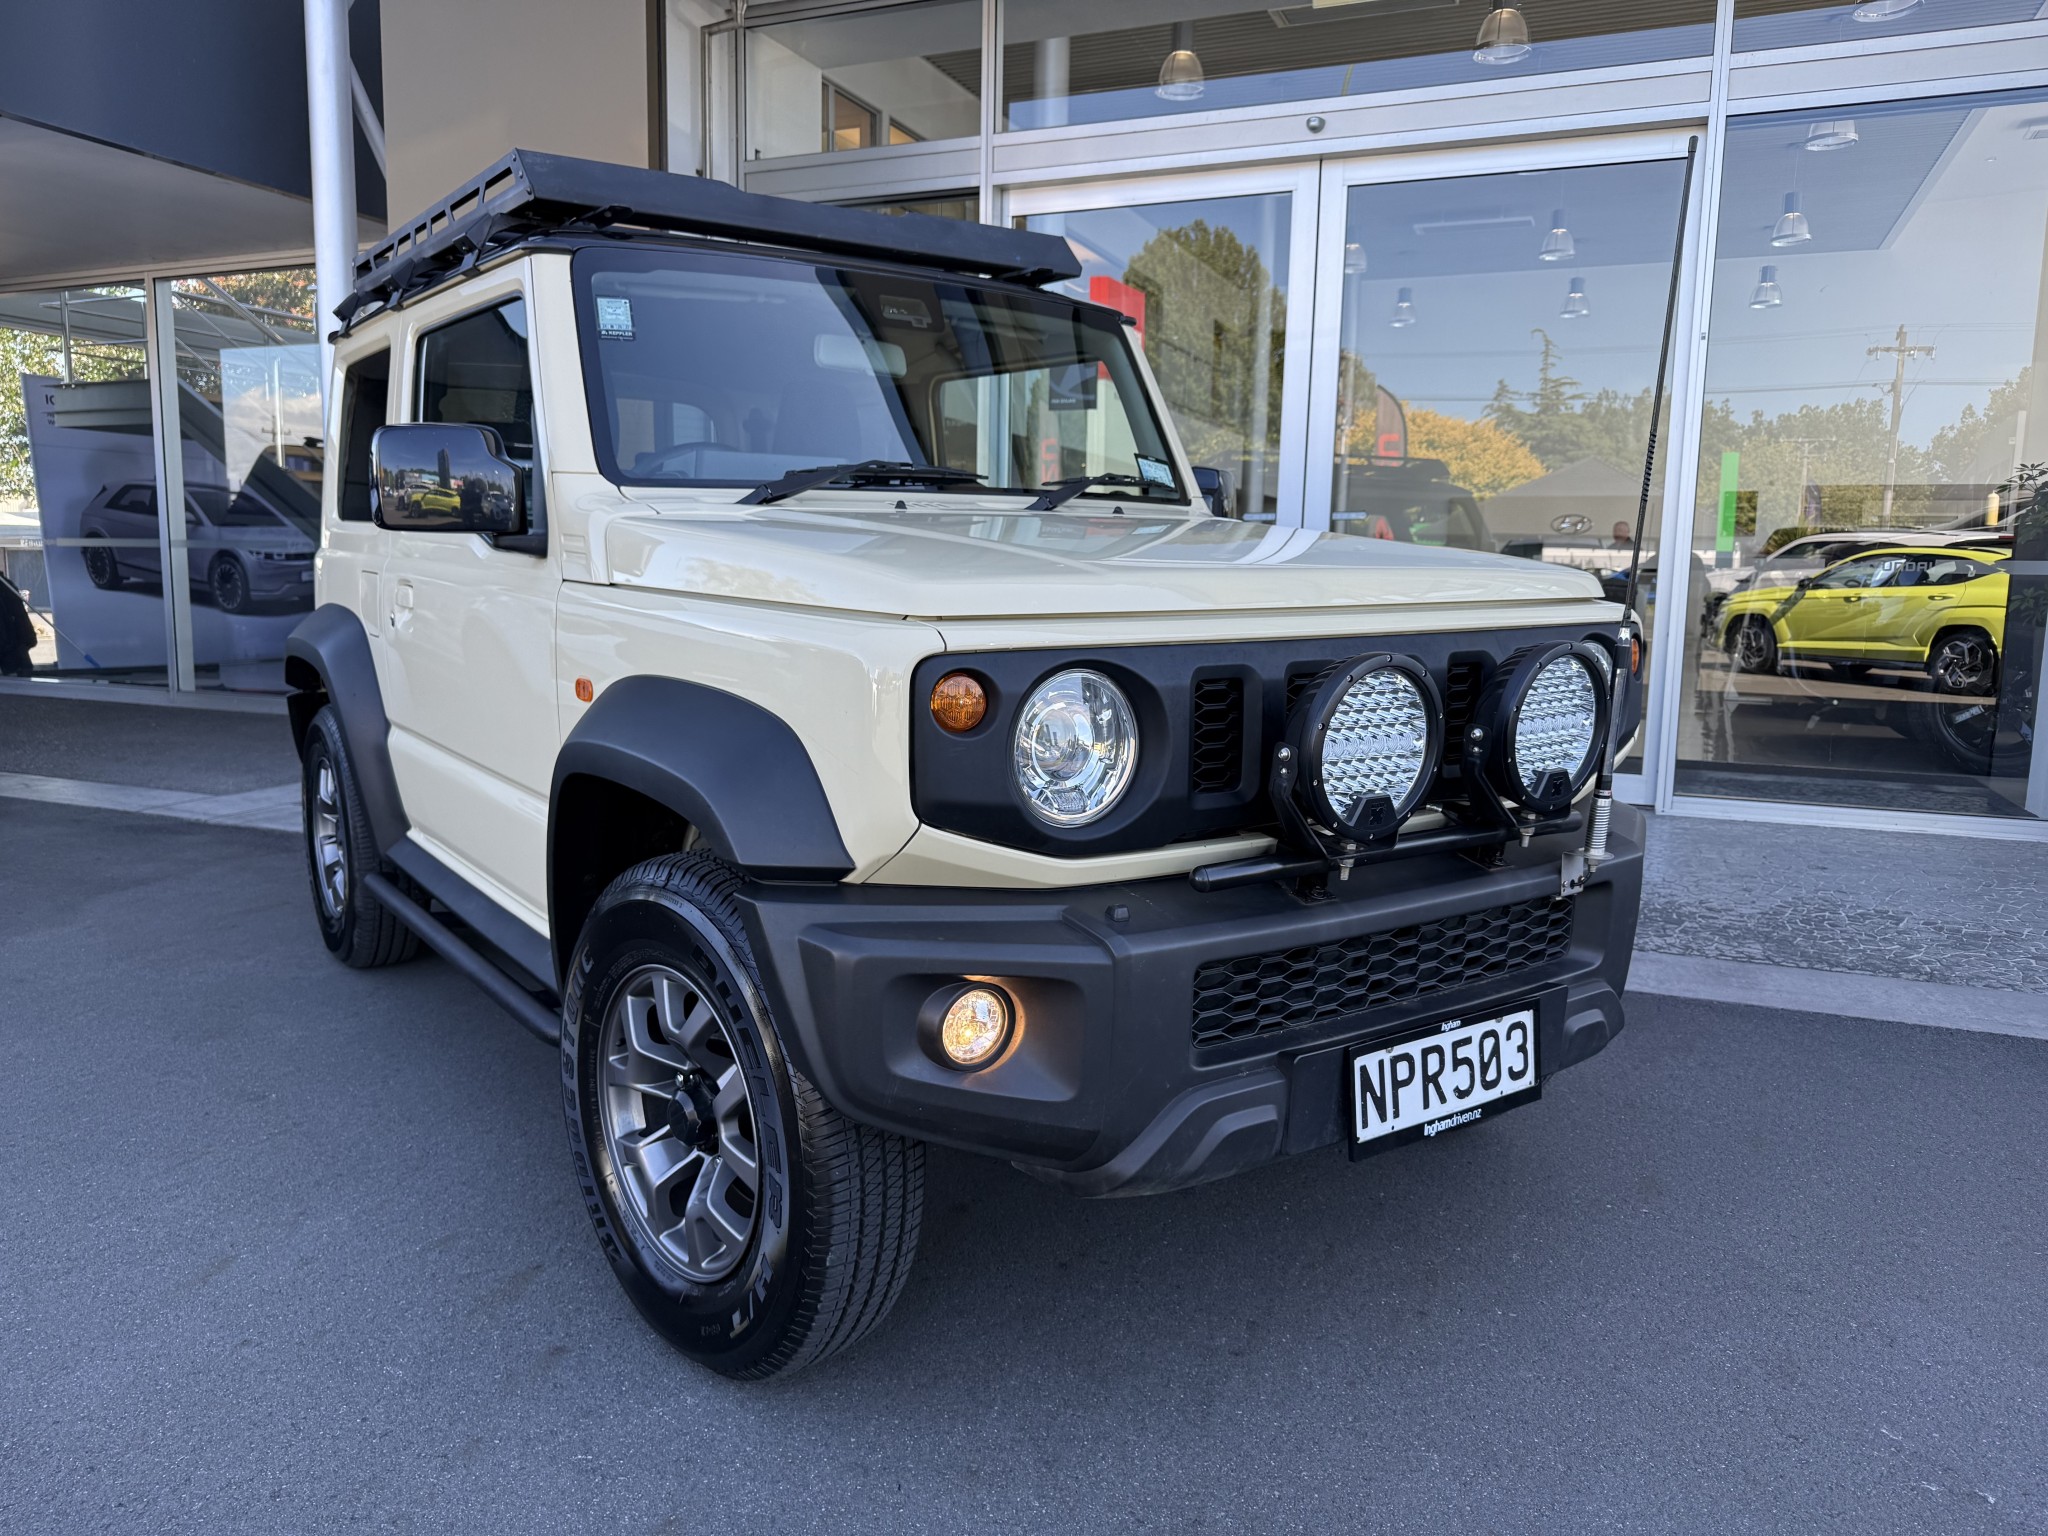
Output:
top-left (1190, 896), bottom-right (1575, 1048)
top-left (1189, 677), bottom-right (1245, 794)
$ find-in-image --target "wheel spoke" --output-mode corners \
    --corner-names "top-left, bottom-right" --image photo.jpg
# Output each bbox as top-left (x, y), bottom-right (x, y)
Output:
top-left (624, 986), bottom-right (691, 1073)
top-left (657, 975), bottom-right (725, 1071)
top-left (681, 1159), bottom-right (750, 1269)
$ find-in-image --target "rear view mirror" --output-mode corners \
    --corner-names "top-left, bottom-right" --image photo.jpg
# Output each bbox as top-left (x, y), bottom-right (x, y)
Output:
top-left (1191, 464), bottom-right (1236, 518)
top-left (371, 423), bottom-right (525, 535)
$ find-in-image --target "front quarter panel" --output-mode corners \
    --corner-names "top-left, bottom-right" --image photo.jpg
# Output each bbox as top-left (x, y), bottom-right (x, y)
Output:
top-left (554, 581), bottom-right (939, 878)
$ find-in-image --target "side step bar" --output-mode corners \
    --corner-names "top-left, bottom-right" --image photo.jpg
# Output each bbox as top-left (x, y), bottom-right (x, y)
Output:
top-left (363, 870), bottom-right (561, 1046)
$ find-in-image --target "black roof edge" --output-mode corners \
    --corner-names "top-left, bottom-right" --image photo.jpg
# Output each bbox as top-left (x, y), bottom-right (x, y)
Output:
top-left (339, 149), bottom-right (1082, 329)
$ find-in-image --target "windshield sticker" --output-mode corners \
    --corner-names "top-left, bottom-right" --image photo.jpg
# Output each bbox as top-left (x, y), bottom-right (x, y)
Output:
top-left (880, 296), bottom-right (932, 329)
top-left (1135, 454), bottom-right (1176, 489)
top-left (596, 297), bottom-right (635, 340)
top-left (1049, 362), bottom-right (1099, 413)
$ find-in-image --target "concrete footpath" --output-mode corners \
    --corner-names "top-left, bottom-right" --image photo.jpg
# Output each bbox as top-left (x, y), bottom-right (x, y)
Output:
top-left (1, 681), bottom-right (2041, 1034)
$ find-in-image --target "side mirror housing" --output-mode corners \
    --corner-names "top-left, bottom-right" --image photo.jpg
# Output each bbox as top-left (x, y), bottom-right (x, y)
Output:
top-left (1795, 576), bottom-right (1815, 589)
top-left (371, 423), bottom-right (525, 536)
top-left (1190, 464), bottom-right (1237, 519)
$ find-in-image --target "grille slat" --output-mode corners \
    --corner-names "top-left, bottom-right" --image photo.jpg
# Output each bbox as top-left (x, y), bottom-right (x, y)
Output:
top-left (1190, 896), bottom-right (1575, 1048)
top-left (1189, 676), bottom-right (1245, 795)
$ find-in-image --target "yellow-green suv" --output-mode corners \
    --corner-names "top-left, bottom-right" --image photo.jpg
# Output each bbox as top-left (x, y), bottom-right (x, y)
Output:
top-left (1718, 543), bottom-right (2010, 691)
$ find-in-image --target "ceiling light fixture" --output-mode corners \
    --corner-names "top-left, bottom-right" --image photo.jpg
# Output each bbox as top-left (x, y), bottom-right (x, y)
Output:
top-left (1560, 276), bottom-right (1589, 319)
top-left (1540, 208), bottom-right (1575, 262)
top-left (1389, 286), bottom-right (1418, 327)
top-left (1749, 265), bottom-right (1782, 309)
top-left (1771, 191), bottom-right (1811, 247)
top-left (1851, 0), bottom-right (1920, 20)
top-left (1157, 22), bottom-right (1205, 101)
top-left (1805, 119), bottom-right (1859, 150)
top-left (1473, 0), bottom-right (1531, 63)
top-left (1344, 241), bottom-right (1369, 275)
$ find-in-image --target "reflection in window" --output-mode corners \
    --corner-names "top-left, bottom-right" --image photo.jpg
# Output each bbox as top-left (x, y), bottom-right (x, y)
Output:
top-left (1025, 194), bottom-right (1291, 521)
top-left (168, 269), bottom-right (323, 687)
top-left (746, 2), bottom-right (980, 160)
top-left (0, 286), bottom-right (155, 682)
top-left (1002, 1), bottom-right (1714, 131)
top-left (1733, 0), bottom-right (2040, 53)
top-left (1321, 160), bottom-right (1689, 770)
top-left (1678, 94), bottom-right (2047, 819)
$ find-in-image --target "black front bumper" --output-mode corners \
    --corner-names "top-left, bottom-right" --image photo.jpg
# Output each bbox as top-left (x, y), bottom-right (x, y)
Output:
top-left (738, 803), bottom-right (1643, 1197)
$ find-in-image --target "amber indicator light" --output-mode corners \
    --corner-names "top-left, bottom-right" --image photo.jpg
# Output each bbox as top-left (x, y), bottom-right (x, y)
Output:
top-left (930, 672), bottom-right (987, 733)
top-left (574, 677), bottom-right (595, 703)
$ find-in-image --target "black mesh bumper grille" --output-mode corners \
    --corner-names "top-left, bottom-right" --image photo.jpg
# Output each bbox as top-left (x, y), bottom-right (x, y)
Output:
top-left (1190, 896), bottom-right (1576, 1048)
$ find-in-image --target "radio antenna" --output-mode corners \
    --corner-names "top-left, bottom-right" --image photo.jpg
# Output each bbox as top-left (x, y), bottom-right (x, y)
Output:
top-left (1585, 135), bottom-right (1697, 874)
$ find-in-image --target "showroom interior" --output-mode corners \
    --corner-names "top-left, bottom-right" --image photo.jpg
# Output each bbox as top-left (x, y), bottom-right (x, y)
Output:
top-left (0, 0), bottom-right (2043, 841)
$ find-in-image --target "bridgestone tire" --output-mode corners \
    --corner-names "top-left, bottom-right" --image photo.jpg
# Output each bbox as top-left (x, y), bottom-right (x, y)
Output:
top-left (561, 853), bottom-right (923, 1379)
top-left (301, 705), bottom-right (420, 969)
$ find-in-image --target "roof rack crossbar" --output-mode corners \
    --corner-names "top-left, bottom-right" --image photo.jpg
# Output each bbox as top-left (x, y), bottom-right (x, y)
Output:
top-left (343, 149), bottom-right (1082, 326)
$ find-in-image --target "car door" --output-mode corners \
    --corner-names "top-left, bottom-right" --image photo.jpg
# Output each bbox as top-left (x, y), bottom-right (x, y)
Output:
top-left (1777, 552), bottom-right (1892, 657)
top-left (375, 276), bottom-right (560, 931)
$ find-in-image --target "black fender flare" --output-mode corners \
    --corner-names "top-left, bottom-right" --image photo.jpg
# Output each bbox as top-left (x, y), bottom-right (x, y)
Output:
top-left (549, 675), bottom-right (854, 974)
top-left (283, 604), bottom-right (410, 855)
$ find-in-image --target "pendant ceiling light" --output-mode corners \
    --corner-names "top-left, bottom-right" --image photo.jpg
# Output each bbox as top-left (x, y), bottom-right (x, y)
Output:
top-left (1805, 119), bottom-right (1859, 150)
top-left (1749, 265), bottom-right (1782, 309)
top-left (1343, 241), bottom-right (1369, 276)
top-left (1389, 287), bottom-right (1418, 328)
top-left (1771, 191), bottom-right (1811, 247)
top-left (1157, 22), bottom-right (1205, 101)
top-left (1539, 208), bottom-right (1575, 262)
top-left (1473, 0), bottom-right (1531, 64)
top-left (1851, 0), bottom-right (1920, 20)
top-left (1560, 277), bottom-right (1589, 319)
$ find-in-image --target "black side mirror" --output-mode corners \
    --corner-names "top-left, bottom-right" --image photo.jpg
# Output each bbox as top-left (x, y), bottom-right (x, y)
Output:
top-left (1190, 464), bottom-right (1237, 518)
top-left (371, 423), bottom-right (525, 536)
top-left (1795, 576), bottom-right (1815, 589)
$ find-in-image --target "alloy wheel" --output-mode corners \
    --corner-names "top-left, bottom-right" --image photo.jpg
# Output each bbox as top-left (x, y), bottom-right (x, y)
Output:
top-left (311, 758), bottom-right (348, 920)
top-left (1931, 635), bottom-right (1993, 695)
top-left (1735, 621), bottom-right (1772, 671)
top-left (600, 964), bottom-right (762, 1284)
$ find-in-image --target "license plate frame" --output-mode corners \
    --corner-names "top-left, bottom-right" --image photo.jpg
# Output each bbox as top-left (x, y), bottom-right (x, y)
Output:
top-left (1346, 1000), bottom-right (1542, 1160)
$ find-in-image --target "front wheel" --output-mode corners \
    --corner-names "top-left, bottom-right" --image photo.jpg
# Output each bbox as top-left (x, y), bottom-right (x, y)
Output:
top-left (562, 853), bottom-right (923, 1379)
top-left (301, 706), bottom-right (420, 968)
top-left (210, 554), bottom-right (251, 614)
top-left (1729, 616), bottom-right (1778, 674)
top-left (82, 538), bottom-right (123, 590)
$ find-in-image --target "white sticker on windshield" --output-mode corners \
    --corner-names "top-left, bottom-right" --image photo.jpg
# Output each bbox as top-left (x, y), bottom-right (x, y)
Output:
top-left (1135, 454), bottom-right (1175, 488)
top-left (596, 297), bottom-right (635, 340)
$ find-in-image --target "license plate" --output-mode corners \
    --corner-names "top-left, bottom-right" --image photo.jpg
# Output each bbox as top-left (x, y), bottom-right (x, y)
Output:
top-left (1347, 1004), bottom-right (1539, 1158)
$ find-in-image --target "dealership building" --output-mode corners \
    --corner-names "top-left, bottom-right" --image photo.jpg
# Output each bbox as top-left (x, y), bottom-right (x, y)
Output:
top-left (0, 0), bottom-right (2043, 844)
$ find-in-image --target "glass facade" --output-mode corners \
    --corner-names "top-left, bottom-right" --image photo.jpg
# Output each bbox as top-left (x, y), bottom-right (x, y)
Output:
top-left (1000, 0), bottom-right (1715, 131)
top-left (1677, 93), bottom-right (2046, 818)
top-left (744, 2), bottom-right (981, 159)
top-left (0, 270), bottom-right (317, 694)
top-left (0, 286), bottom-right (161, 685)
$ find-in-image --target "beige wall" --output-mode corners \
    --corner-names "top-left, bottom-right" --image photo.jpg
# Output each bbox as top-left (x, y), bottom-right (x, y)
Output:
top-left (381, 0), bottom-right (655, 223)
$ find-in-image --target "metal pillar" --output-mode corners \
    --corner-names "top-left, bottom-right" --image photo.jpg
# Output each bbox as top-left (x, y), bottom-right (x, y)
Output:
top-left (143, 279), bottom-right (196, 692)
top-left (305, 0), bottom-right (358, 415)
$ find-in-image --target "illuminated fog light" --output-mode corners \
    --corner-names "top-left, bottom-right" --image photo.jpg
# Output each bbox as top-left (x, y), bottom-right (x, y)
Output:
top-left (936, 986), bottom-right (1012, 1068)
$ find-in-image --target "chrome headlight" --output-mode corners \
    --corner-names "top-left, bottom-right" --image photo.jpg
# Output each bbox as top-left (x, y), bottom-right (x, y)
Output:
top-left (1291, 655), bottom-right (1441, 839)
top-left (1013, 668), bottom-right (1139, 826)
top-left (1486, 642), bottom-right (1610, 814)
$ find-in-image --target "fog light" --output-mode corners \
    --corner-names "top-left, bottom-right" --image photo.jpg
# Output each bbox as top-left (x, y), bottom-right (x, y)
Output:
top-left (929, 984), bottom-right (1012, 1069)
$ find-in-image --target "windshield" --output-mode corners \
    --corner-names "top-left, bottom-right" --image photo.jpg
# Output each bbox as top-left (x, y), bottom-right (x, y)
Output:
top-left (575, 246), bottom-right (1183, 500)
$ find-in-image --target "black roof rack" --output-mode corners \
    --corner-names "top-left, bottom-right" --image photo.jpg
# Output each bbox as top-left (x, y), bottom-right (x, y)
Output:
top-left (341, 149), bottom-right (1082, 326)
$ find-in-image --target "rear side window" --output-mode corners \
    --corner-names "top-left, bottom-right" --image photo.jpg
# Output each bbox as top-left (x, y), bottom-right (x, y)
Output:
top-left (416, 299), bottom-right (534, 460)
top-left (336, 349), bottom-right (390, 522)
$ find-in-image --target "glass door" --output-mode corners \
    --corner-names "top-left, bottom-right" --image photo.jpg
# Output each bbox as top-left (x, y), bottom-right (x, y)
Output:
top-left (1303, 135), bottom-right (1697, 780)
top-left (1010, 165), bottom-right (1322, 525)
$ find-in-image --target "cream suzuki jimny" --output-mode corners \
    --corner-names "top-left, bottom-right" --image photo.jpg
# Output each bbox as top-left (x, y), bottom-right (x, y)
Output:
top-left (288, 151), bottom-right (1645, 1379)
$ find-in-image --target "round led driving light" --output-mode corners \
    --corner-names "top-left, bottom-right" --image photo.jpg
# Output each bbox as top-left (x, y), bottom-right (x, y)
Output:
top-left (1292, 655), bottom-right (1441, 839)
top-left (1013, 669), bottom-right (1139, 827)
top-left (1487, 642), bottom-right (1610, 814)
top-left (923, 984), bottom-right (1013, 1069)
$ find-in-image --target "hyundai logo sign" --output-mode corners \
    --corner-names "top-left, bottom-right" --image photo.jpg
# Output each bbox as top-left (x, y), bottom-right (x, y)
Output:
top-left (1551, 513), bottom-right (1594, 535)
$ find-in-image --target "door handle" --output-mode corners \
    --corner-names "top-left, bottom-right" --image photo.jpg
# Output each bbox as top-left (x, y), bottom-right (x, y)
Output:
top-left (1926, 594), bottom-right (1953, 602)
top-left (391, 580), bottom-right (414, 629)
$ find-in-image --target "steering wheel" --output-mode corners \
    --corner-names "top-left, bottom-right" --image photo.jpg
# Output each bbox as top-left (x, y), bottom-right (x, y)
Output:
top-left (632, 441), bottom-right (727, 475)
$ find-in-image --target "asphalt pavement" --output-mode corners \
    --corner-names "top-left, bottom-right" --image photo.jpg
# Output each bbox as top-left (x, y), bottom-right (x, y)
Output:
top-left (3, 798), bottom-right (2045, 1534)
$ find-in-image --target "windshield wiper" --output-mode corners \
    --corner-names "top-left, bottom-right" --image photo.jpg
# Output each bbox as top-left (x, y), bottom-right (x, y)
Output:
top-left (741, 459), bottom-right (986, 506)
top-left (1027, 473), bottom-right (1161, 512)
